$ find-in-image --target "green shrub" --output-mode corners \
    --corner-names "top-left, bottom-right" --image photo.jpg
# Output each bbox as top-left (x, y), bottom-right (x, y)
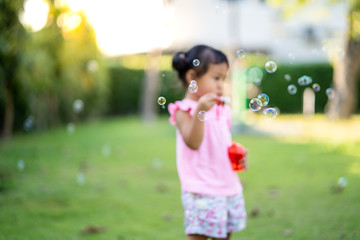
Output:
top-left (107, 67), bottom-right (144, 115)
top-left (158, 71), bottom-right (185, 113)
top-left (256, 63), bottom-right (335, 113)
top-left (107, 63), bottom-right (360, 115)
top-left (107, 67), bottom-right (184, 115)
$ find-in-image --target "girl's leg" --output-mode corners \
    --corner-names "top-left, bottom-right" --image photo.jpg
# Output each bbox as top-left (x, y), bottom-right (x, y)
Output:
top-left (187, 234), bottom-right (208, 240)
top-left (211, 232), bottom-right (231, 240)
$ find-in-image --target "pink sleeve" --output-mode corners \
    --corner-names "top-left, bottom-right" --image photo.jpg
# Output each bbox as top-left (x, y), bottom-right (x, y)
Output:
top-left (168, 100), bottom-right (193, 125)
top-left (224, 105), bottom-right (232, 129)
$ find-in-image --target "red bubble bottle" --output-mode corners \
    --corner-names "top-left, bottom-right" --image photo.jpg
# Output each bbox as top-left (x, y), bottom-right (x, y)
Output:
top-left (228, 142), bottom-right (247, 171)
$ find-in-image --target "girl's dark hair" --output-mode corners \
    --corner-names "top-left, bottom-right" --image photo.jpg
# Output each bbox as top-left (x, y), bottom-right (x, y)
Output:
top-left (172, 45), bottom-right (229, 87)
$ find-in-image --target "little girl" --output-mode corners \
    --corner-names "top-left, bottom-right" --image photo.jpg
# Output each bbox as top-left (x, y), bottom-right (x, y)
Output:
top-left (168, 45), bottom-right (247, 240)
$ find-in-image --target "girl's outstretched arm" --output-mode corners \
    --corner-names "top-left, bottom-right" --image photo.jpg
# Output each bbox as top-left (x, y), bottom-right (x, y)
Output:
top-left (175, 93), bottom-right (217, 150)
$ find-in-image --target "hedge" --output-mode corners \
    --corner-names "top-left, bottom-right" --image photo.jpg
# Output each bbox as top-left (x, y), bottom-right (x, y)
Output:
top-left (107, 63), bottom-right (360, 116)
top-left (107, 66), bottom-right (184, 116)
top-left (256, 63), bottom-right (335, 113)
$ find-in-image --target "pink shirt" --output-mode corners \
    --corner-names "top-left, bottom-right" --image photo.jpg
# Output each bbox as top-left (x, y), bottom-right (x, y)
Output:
top-left (168, 99), bottom-right (242, 196)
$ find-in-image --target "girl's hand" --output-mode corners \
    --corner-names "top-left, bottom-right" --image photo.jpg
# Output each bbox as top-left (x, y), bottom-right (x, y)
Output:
top-left (240, 151), bottom-right (248, 170)
top-left (197, 93), bottom-right (218, 112)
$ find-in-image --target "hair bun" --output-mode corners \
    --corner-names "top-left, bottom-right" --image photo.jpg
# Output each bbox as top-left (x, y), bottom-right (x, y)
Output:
top-left (172, 51), bottom-right (187, 71)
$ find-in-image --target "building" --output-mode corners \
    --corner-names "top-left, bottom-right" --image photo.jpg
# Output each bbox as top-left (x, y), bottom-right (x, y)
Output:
top-left (166, 0), bottom-right (348, 63)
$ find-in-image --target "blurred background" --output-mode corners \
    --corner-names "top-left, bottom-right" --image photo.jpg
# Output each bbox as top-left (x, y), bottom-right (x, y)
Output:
top-left (1, 0), bottom-right (359, 138)
top-left (1, 0), bottom-right (360, 239)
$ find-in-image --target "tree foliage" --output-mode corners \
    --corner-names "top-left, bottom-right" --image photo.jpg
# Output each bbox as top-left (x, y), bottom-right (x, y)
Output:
top-left (0, 0), bottom-right (27, 139)
top-left (0, 0), bottom-right (108, 137)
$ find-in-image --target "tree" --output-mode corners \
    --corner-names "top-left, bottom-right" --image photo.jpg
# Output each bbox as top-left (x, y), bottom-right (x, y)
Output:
top-left (18, 0), bottom-right (108, 130)
top-left (0, 0), bottom-right (27, 140)
top-left (23, 2), bottom-right (107, 128)
top-left (327, 1), bottom-right (360, 119)
top-left (269, 0), bottom-right (360, 119)
top-left (0, 0), bottom-right (107, 137)
top-left (140, 49), bottom-right (162, 122)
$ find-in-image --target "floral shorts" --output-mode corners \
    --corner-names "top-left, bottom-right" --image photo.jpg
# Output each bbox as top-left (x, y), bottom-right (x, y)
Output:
top-left (181, 190), bottom-right (247, 238)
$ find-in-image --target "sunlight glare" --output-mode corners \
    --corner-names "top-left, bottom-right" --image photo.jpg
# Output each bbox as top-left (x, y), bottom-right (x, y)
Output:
top-left (20, 0), bottom-right (173, 55)
top-left (20, 0), bottom-right (49, 32)
top-left (60, 0), bottom-right (84, 12)
top-left (82, 0), bottom-right (173, 56)
top-left (57, 12), bottom-right (82, 33)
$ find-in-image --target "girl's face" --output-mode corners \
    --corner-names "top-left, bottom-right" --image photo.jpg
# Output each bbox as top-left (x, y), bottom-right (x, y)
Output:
top-left (195, 63), bottom-right (228, 98)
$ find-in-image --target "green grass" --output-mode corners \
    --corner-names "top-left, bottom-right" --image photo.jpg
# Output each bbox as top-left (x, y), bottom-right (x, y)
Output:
top-left (0, 116), bottom-right (359, 240)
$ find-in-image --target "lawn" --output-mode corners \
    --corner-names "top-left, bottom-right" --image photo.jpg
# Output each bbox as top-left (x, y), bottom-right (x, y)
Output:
top-left (0, 115), bottom-right (359, 240)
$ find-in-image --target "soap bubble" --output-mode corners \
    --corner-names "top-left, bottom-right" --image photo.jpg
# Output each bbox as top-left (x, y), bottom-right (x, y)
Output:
top-left (265, 61), bottom-right (277, 73)
top-left (249, 98), bottom-right (262, 111)
top-left (188, 84), bottom-right (198, 93)
top-left (248, 67), bottom-right (263, 85)
top-left (157, 96), bottom-right (166, 106)
top-left (263, 108), bottom-right (277, 121)
top-left (337, 176), bottom-right (348, 188)
top-left (284, 74), bottom-right (291, 81)
top-left (257, 93), bottom-right (269, 107)
top-left (304, 75), bottom-right (312, 85)
top-left (326, 88), bottom-right (335, 99)
top-left (236, 49), bottom-right (246, 59)
top-left (312, 83), bottom-right (320, 92)
top-left (17, 159), bottom-right (25, 171)
top-left (297, 76), bottom-right (306, 86)
top-left (193, 59), bottom-right (200, 67)
top-left (198, 110), bottom-right (207, 121)
top-left (66, 123), bottom-right (75, 135)
top-left (77, 172), bottom-right (86, 185)
top-left (288, 84), bottom-right (297, 95)
top-left (73, 99), bottom-right (84, 113)
top-left (23, 115), bottom-right (34, 132)
top-left (188, 81), bottom-right (198, 93)
top-left (297, 75), bottom-right (312, 86)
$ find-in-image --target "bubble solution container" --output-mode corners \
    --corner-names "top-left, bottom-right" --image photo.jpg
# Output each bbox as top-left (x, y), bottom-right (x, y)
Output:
top-left (228, 142), bottom-right (247, 172)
